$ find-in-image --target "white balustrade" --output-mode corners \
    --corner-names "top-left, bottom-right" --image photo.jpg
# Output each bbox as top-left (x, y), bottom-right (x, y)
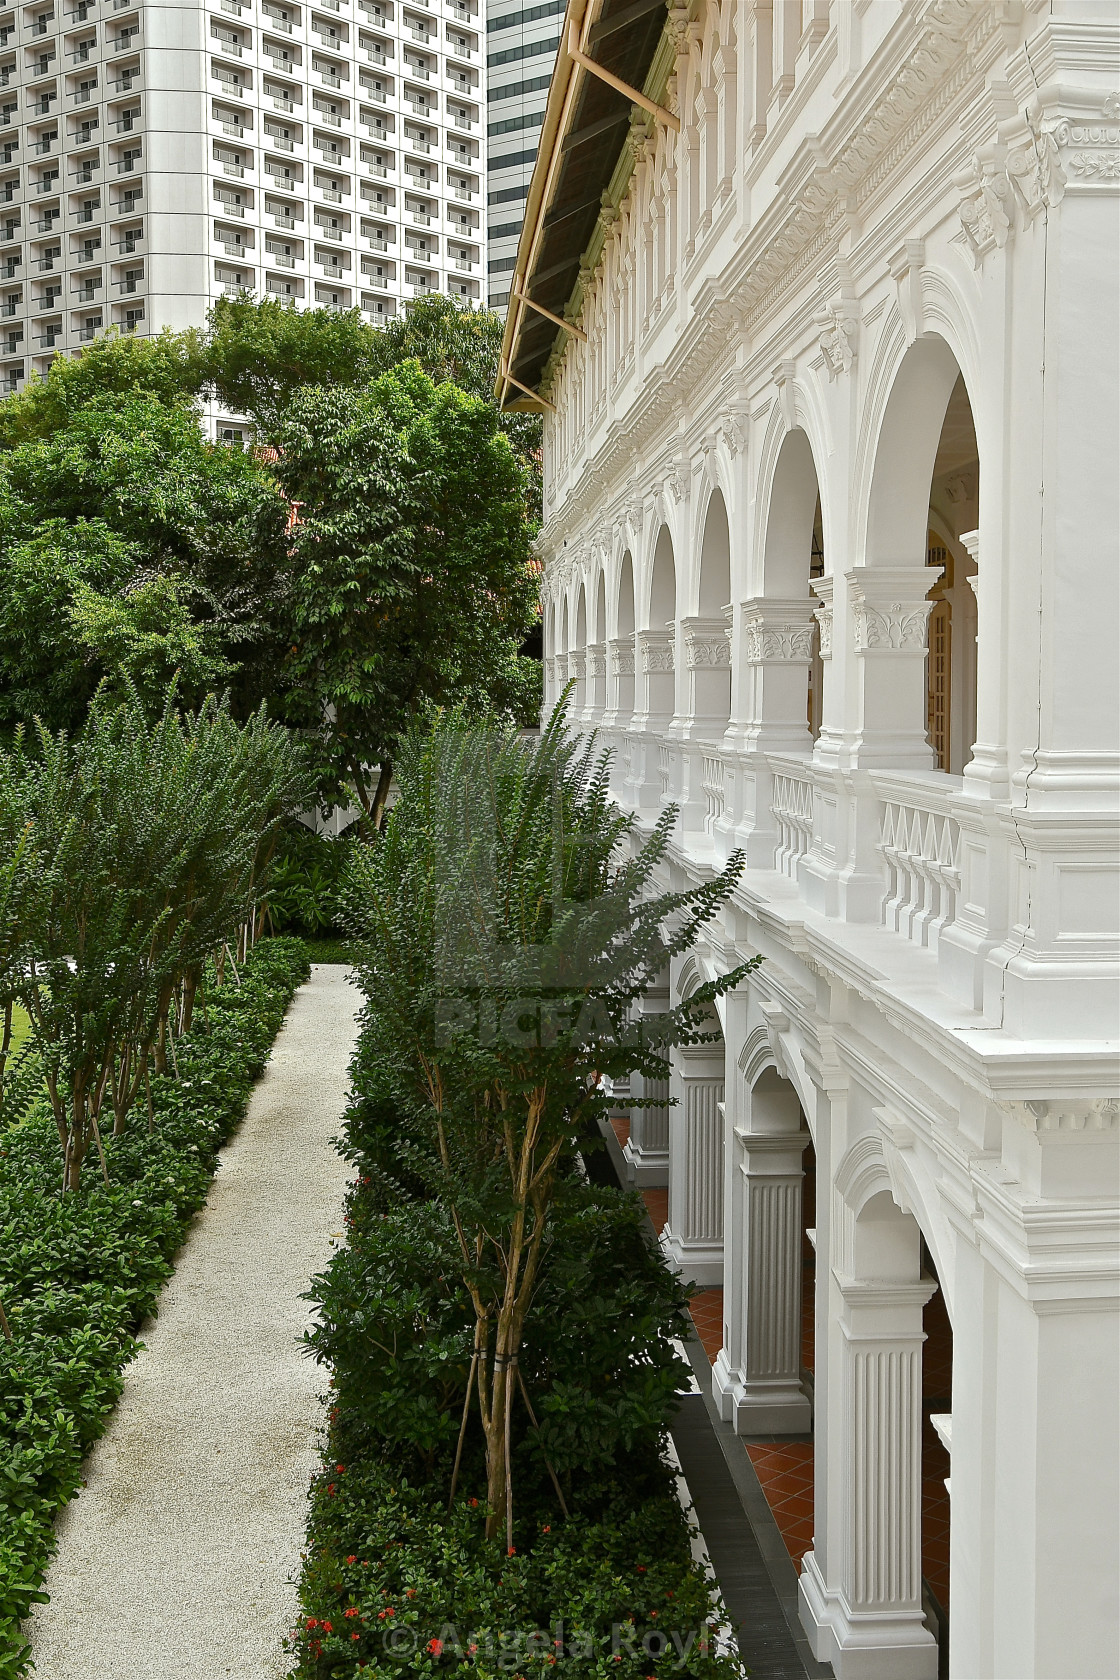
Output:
top-left (702, 750), bottom-right (725, 830)
top-left (878, 790), bottom-right (961, 952)
top-left (770, 767), bottom-right (814, 878)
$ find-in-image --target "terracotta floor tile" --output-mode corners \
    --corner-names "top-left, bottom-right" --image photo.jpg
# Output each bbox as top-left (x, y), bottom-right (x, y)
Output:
top-left (688, 1287), bottom-right (724, 1365)
top-left (609, 1115), bottom-right (631, 1150)
top-left (641, 1187), bottom-right (668, 1234)
top-left (746, 1440), bottom-right (815, 1573)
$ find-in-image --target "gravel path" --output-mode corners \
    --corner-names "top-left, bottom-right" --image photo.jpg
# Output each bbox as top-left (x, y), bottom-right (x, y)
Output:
top-left (26, 964), bottom-right (359, 1680)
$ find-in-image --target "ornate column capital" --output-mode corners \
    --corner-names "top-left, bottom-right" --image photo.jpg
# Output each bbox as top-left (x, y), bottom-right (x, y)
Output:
top-left (637, 628), bottom-right (675, 672)
top-left (846, 567), bottom-right (939, 655)
top-left (608, 635), bottom-right (635, 676)
top-left (586, 641), bottom-right (606, 678)
top-left (681, 614), bottom-right (732, 669)
top-left (740, 596), bottom-right (817, 664)
top-left (811, 577), bottom-right (834, 658)
top-left (567, 649), bottom-right (587, 679)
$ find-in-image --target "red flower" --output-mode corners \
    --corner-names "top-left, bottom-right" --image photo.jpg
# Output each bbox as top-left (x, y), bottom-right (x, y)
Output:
top-left (469, 1497), bottom-right (478, 1508)
top-left (327, 1483), bottom-right (337, 1497)
top-left (305, 1618), bottom-right (319, 1631)
top-left (336, 1463), bottom-right (346, 1473)
top-left (345, 1555), bottom-right (357, 1565)
top-left (507, 1546), bottom-right (516, 1556)
top-left (344, 1608), bottom-right (360, 1619)
top-left (427, 1638), bottom-right (443, 1655)
top-left (320, 1621), bottom-right (333, 1634)
top-left (542, 1525), bottom-right (551, 1534)
top-left (351, 1633), bottom-right (360, 1641)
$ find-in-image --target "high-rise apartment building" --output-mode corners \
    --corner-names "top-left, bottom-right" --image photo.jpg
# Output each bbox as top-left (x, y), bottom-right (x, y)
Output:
top-left (484, 0), bottom-right (558, 310)
top-left (0, 0), bottom-right (484, 402)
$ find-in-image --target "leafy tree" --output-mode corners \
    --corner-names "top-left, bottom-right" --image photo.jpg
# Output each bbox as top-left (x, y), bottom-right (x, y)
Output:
top-left (203, 294), bottom-right (380, 432)
top-left (0, 326), bottom-right (206, 448)
top-left (343, 705), bottom-right (757, 1542)
top-left (0, 397), bottom-right (289, 727)
top-left (7, 683), bottom-right (310, 1190)
top-left (274, 362), bottom-right (539, 827)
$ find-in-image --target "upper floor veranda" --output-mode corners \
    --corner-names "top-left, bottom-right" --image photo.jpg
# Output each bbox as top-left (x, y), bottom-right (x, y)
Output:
top-left (505, 0), bottom-right (1120, 1051)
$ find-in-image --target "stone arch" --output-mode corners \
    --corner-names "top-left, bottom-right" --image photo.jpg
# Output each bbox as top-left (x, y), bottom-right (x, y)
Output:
top-left (646, 521), bottom-right (677, 630)
top-left (616, 550), bottom-right (635, 638)
top-left (851, 329), bottom-right (982, 773)
top-left (683, 488), bottom-right (732, 739)
top-left (588, 568), bottom-right (607, 717)
top-left (610, 549), bottom-right (636, 727)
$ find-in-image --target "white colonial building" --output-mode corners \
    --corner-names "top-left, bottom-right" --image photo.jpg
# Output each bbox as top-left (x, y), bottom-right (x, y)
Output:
top-left (500, 2), bottom-right (1120, 1677)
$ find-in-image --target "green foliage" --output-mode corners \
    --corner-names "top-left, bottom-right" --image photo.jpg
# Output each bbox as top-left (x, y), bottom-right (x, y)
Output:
top-left (289, 1464), bottom-right (739, 1677)
top-left (0, 684), bottom-right (311, 1187)
top-left (339, 702), bottom-right (755, 1539)
top-left (0, 937), bottom-right (309, 1679)
top-left (274, 363), bottom-right (539, 821)
top-left (0, 327), bottom-right (207, 449)
top-left (0, 397), bottom-right (290, 726)
top-left (203, 296), bottom-right (381, 434)
top-left (289, 912), bottom-right (745, 1675)
top-left (265, 823), bottom-right (354, 937)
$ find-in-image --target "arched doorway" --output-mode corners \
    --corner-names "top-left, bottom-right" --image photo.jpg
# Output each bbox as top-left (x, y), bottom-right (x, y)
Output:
top-left (682, 488), bottom-right (732, 740)
top-left (852, 336), bottom-right (979, 773)
top-left (610, 549), bottom-right (636, 726)
top-left (589, 569), bottom-right (607, 721)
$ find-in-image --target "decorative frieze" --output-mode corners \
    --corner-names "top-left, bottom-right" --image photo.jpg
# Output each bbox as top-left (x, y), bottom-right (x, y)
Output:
top-left (1045, 92), bottom-right (1120, 188)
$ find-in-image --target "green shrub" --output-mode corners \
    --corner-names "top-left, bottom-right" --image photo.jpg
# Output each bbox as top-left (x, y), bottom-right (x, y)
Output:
top-left (266, 822), bottom-right (354, 938)
top-left (289, 1463), bottom-right (737, 1678)
top-left (0, 936), bottom-right (309, 1679)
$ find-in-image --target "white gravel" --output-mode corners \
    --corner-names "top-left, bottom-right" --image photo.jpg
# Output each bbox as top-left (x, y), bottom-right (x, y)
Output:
top-left (25, 964), bottom-right (360, 1680)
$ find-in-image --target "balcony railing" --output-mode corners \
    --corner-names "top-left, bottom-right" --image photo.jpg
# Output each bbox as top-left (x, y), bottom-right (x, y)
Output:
top-left (876, 782), bottom-right (961, 954)
top-left (770, 764), bottom-right (814, 880)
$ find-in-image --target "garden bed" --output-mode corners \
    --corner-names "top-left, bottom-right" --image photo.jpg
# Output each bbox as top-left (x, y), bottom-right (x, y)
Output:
top-left (0, 936), bottom-right (311, 1679)
top-left (286, 1077), bottom-right (747, 1680)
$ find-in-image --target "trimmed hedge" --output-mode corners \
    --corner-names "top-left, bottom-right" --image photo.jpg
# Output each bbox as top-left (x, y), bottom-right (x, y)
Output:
top-left (0, 936), bottom-right (310, 1679)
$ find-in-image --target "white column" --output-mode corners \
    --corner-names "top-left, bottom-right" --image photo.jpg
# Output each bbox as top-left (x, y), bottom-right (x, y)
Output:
top-left (662, 1042), bottom-right (725, 1287)
top-left (734, 595), bottom-right (817, 866)
top-left (715, 1126), bottom-right (812, 1433)
top-left (626, 1070), bottom-right (670, 1186)
top-left (624, 978), bottom-right (670, 1186)
top-left (800, 1274), bottom-right (938, 1679)
top-left (845, 566), bottom-right (939, 770)
top-left (632, 629), bottom-right (675, 812)
top-left (585, 640), bottom-right (606, 726)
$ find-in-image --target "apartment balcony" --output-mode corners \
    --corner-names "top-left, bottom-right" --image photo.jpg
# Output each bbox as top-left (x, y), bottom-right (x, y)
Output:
top-left (0, 257), bottom-right (20, 278)
top-left (270, 94), bottom-right (294, 112)
top-left (32, 252), bottom-right (60, 271)
top-left (270, 211), bottom-right (294, 228)
top-left (211, 31), bottom-right (243, 55)
top-left (113, 273), bottom-right (141, 292)
top-left (34, 328), bottom-right (61, 347)
top-left (266, 250), bottom-right (294, 267)
top-left (317, 69), bottom-right (341, 88)
top-left (314, 224), bottom-right (343, 241)
top-left (116, 152), bottom-right (140, 173)
top-left (72, 281), bottom-right (101, 301)
top-left (76, 321), bottom-right (101, 339)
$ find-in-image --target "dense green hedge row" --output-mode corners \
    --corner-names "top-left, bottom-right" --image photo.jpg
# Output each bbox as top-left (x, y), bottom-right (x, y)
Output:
top-left (0, 936), bottom-right (310, 1679)
top-left (286, 1058), bottom-right (746, 1679)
